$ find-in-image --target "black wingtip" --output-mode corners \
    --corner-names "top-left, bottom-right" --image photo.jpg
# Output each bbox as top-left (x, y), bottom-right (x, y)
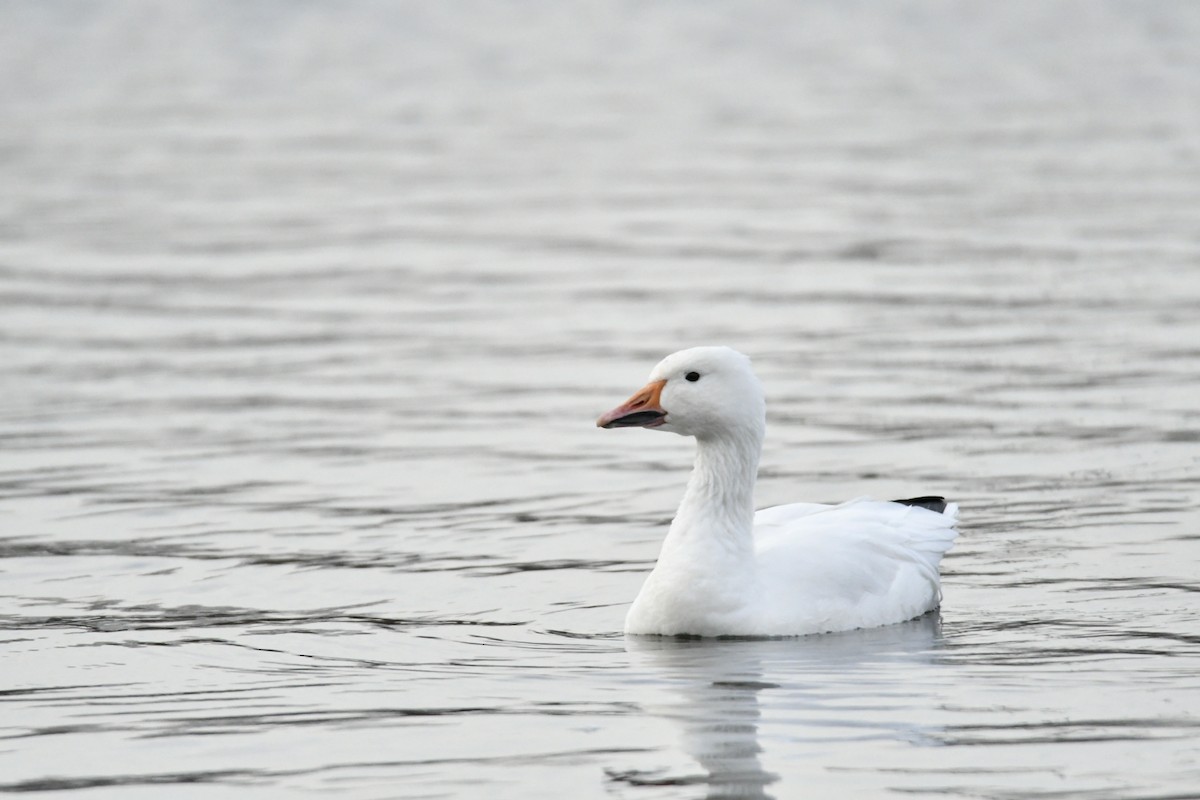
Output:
top-left (893, 495), bottom-right (948, 514)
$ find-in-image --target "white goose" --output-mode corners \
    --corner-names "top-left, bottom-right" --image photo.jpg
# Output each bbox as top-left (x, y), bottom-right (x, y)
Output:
top-left (597, 346), bottom-right (958, 637)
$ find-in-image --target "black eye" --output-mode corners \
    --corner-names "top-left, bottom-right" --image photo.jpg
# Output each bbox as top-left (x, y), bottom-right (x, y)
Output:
top-left (685, 371), bottom-right (700, 382)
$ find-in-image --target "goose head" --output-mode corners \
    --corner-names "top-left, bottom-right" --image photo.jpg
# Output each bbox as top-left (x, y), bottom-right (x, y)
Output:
top-left (596, 346), bottom-right (766, 440)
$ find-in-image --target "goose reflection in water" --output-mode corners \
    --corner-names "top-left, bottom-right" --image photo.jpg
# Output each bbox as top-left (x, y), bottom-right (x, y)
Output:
top-left (610, 614), bottom-right (944, 799)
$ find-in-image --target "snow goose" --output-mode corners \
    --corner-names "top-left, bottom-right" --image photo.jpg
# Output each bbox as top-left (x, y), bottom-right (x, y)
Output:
top-left (597, 346), bottom-right (958, 637)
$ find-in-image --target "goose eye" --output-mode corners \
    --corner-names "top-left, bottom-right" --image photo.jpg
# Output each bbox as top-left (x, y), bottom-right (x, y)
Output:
top-left (685, 371), bottom-right (700, 382)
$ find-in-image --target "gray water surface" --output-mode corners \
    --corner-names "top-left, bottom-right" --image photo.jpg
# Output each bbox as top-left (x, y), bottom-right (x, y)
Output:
top-left (3, 2), bottom-right (1200, 798)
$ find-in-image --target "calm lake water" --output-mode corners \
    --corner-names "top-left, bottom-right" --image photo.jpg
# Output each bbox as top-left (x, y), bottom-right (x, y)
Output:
top-left (3, 2), bottom-right (1199, 798)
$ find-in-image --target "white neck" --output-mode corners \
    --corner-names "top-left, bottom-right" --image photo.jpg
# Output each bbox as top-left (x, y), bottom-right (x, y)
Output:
top-left (663, 426), bottom-right (763, 558)
top-left (627, 419), bottom-right (767, 635)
